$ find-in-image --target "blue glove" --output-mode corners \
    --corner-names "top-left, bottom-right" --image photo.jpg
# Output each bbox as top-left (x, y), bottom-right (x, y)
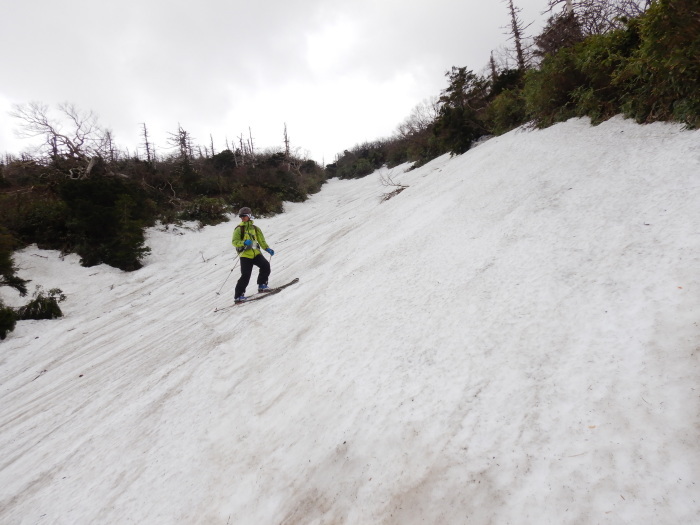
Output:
top-left (266, 248), bottom-right (275, 256)
top-left (243, 239), bottom-right (252, 247)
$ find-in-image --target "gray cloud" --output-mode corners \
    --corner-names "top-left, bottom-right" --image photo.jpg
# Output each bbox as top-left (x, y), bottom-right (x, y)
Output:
top-left (1, 0), bottom-right (549, 162)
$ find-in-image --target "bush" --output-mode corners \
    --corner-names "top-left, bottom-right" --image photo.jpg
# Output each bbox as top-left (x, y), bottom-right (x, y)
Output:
top-left (59, 177), bottom-right (153, 271)
top-left (490, 69), bottom-right (524, 97)
top-left (0, 301), bottom-right (17, 340)
top-left (179, 197), bottom-right (230, 226)
top-left (0, 191), bottom-right (70, 249)
top-left (230, 184), bottom-right (283, 216)
top-left (523, 3), bottom-right (698, 129)
top-left (297, 160), bottom-right (326, 196)
top-left (524, 46), bottom-right (586, 127)
top-left (487, 89), bottom-right (527, 135)
top-left (620, 0), bottom-right (700, 127)
top-left (327, 142), bottom-right (389, 179)
top-left (433, 67), bottom-right (489, 154)
top-left (1, 159), bottom-right (50, 187)
top-left (533, 11), bottom-right (584, 59)
top-left (16, 287), bottom-right (66, 320)
top-left (571, 24), bottom-right (642, 123)
top-left (263, 168), bottom-right (306, 202)
top-left (210, 149), bottom-right (238, 171)
top-left (0, 226), bottom-right (28, 295)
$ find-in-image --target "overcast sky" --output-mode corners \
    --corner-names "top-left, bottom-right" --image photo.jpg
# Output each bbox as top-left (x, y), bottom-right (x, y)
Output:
top-left (0, 0), bottom-right (551, 164)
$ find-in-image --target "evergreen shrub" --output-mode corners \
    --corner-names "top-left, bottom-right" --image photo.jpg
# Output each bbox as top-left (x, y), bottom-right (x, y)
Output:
top-left (487, 89), bottom-right (527, 135)
top-left (0, 301), bottom-right (16, 339)
top-left (619, 0), bottom-right (700, 127)
top-left (0, 226), bottom-right (28, 295)
top-left (59, 177), bottom-right (153, 271)
top-left (179, 197), bottom-right (229, 226)
top-left (16, 287), bottom-right (66, 320)
top-left (230, 185), bottom-right (283, 216)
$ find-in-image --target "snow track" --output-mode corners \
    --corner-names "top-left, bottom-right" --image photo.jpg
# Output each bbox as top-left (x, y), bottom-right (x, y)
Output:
top-left (1, 117), bottom-right (699, 524)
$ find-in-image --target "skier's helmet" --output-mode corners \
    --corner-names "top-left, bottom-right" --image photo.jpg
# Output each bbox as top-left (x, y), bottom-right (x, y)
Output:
top-left (238, 207), bottom-right (252, 217)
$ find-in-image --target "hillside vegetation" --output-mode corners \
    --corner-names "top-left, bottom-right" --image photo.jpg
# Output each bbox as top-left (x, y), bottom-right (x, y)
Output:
top-left (329, 0), bottom-right (698, 177)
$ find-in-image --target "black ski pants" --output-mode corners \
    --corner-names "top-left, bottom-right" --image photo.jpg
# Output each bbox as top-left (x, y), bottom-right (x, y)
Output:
top-left (235, 254), bottom-right (270, 297)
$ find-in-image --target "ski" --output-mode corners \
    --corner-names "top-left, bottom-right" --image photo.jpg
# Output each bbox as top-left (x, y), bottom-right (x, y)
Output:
top-left (214, 278), bottom-right (299, 312)
top-left (241, 277), bottom-right (299, 303)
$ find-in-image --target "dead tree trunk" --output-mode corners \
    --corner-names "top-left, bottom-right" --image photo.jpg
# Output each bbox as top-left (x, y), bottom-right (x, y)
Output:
top-left (489, 52), bottom-right (498, 84)
top-left (284, 123), bottom-right (290, 157)
top-left (141, 123), bottom-right (153, 163)
top-left (248, 127), bottom-right (255, 157)
top-left (505, 0), bottom-right (528, 70)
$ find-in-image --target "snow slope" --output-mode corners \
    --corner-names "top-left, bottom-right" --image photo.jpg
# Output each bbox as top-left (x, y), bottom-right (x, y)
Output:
top-left (1, 116), bottom-right (699, 524)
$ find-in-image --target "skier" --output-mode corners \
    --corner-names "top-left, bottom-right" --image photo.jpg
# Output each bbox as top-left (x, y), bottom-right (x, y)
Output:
top-left (232, 207), bottom-right (275, 303)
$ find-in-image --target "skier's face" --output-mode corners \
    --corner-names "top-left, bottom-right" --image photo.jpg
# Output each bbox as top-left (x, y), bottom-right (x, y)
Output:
top-left (240, 215), bottom-right (251, 222)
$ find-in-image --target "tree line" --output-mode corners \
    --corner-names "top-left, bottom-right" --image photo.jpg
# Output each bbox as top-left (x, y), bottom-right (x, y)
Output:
top-left (0, 108), bottom-right (325, 337)
top-left (327, 0), bottom-right (697, 178)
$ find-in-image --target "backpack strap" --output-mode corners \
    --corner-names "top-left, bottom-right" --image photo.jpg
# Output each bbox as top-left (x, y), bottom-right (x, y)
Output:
top-left (236, 223), bottom-right (259, 253)
top-left (236, 224), bottom-right (246, 253)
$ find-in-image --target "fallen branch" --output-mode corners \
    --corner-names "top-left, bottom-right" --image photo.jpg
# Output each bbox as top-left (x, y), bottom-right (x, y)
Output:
top-left (379, 172), bottom-right (409, 202)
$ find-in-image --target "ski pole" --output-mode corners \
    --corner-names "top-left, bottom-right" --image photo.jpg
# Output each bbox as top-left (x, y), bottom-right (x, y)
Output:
top-left (264, 249), bottom-right (272, 271)
top-left (216, 257), bottom-right (240, 295)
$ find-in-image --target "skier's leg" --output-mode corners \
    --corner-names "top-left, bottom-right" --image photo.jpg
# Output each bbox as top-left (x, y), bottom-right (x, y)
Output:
top-left (253, 254), bottom-right (271, 286)
top-left (235, 257), bottom-right (255, 297)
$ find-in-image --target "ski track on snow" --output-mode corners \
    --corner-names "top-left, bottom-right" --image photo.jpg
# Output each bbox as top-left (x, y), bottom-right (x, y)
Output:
top-left (0, 116), bottom-right (699, 524)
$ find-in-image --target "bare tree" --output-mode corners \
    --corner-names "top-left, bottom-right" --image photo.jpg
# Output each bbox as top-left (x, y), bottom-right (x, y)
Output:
top-left (396, 97), bottom-right (440, 139)
top-left (10, 102), bottom-right (109, 176)
top-left (504, 0), bottom-right (531, 70)
top-left (238, 134), bottom-right (246, 165)
top-left (235, 128), bottom-right (257, 167)
top-left (167, 124), bottom-right (193, 160)
top-left (489, 52), bottom-right (499, 84)
top-left (103, 130), bottom-right (115, 162)
top-left (225, 137), bottom-right (240, 167)
top-left (545, 0), bottom-right (652, 35)
top-left (379, 170), bottom-right (409, 202)
top-left (248, 127), bottom-right (255, 157)
top-left (141, 123), bottom-right (153, 163)
top-left (534, 6), bottom-right (584, 58)
top-left (283, 123), bottom-right (290, 158)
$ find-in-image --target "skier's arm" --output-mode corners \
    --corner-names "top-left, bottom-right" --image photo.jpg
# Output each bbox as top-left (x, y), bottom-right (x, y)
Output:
top-left (232, 227), bottom-right (244, 249)
top-left (256, 227), bottom-right (269, 250)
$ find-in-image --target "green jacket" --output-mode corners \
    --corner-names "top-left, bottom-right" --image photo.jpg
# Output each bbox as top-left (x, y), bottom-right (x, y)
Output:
top-left (232, 220), bottom-right (269, 259)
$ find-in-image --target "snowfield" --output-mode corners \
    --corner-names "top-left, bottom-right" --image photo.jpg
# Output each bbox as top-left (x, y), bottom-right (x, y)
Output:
top-left (1, 116), bottom-right (699, 524)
